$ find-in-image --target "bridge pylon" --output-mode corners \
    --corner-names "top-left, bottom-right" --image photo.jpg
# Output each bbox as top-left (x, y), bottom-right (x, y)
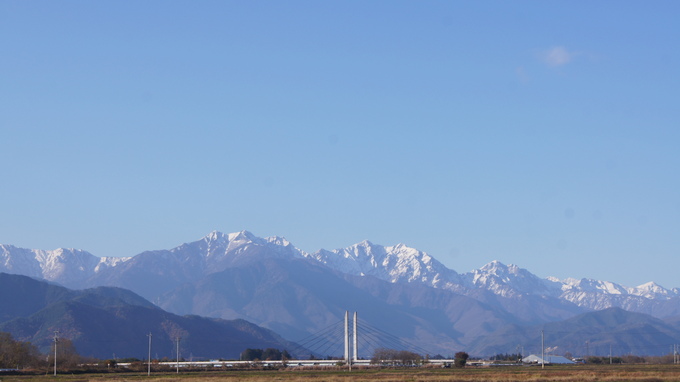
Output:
top-left (344, 311), bottom-right (359, 363)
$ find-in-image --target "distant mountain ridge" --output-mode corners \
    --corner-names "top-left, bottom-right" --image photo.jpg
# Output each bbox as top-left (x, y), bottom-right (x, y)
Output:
top-left (2, 231), bottom-right (679, 316)
top-left (0, 244), bottom-right (129, 289)
top-left (472, 307), bottom-right (680, 356)
top-left (3, 230), bottom-right (680, 356)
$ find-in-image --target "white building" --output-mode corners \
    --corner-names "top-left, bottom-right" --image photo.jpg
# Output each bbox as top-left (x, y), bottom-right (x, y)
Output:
top-left (522, 354), bottom-right (575, 364)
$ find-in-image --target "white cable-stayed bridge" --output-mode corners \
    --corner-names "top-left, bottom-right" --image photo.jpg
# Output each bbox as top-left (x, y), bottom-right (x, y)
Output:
top-left (286, 311), bottom-right (433, 361)
top-left (145, 311), bottom-right (455, 369)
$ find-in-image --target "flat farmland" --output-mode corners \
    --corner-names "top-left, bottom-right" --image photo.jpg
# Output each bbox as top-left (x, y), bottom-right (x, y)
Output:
top-left (3, 365), bottom-right (680, 382)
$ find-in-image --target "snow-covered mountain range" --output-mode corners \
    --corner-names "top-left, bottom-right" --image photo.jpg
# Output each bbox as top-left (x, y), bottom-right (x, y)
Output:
top-left (5, 230), bottom-right (680, 355)
top-left (2, 230), bottom-right (678, 317)
top-left (307, 237), bottom-right (680, 315)
top-left (0, 244), bottom-right (128, 286)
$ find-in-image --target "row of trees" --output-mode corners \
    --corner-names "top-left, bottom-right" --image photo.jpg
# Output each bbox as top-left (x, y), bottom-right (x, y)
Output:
top-left (368, 349), bottom-right (469, 368)
top-left (3, 331), bottom-right (474, 371)
top-left (239, 347), bottom-right (471, 368)
top-left (584, 355), bottom-right (680, 364)
top-left (370, 348), bottom-right (422, 365)
top-left (0, 332), bottom-right (84, 371)
top-left (0, 332), bottom-right (43, 369)
top-left (240, 348), bottom-right (292, 361)
top-left (489, 352), bottom-right (522, 361)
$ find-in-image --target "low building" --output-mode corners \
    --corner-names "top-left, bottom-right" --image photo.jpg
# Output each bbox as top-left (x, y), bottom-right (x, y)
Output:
top-left (522, 354), bottom-right (575, 364)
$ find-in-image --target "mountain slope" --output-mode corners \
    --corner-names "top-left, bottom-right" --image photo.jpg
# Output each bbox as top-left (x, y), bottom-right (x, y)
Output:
top-left (158, 256), bottom-right (477, 355)
top-left (0, 273), bottom-right (153, 321)
top-left (4, 231), bottom-right (678, 317)
top-left (0, 273), bottom-right (301, 359)
top-left (3, 231), bottom-right (680, 357)
top-left (87, 230), bottom-right (305, 300)
top-left (308, 240), bottom-right (464, 289)
top-left (471, 307), bottom-right (680, 356)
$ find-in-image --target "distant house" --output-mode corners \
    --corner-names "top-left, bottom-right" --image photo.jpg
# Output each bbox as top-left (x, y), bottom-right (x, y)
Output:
top-left (522, 354), bottom-right (575, 364)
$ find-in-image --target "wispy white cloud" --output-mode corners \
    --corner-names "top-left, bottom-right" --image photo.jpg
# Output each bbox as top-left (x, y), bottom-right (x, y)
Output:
top-left (541, 46), bottom-right (576, 67)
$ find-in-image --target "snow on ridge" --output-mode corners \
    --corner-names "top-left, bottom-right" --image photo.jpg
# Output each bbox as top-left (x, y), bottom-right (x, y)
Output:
top-left (3, 232), bottom-right (680, 312)
top-left (264, 235), bottom-right (307, 258)
top-left (461, 260), bottom-right (567, 298)
top-left (195, 230), bottom-right (306, 259)
top-left (308, 240), bottom-right (461, 288)
top-left (307, 240), bottom-right (388, 277)
top-left (227, 230), bottom-right (255, 242)
top-left (0, 244), bottom-right (111, 283)
top-left (204, 230), bottom-right (228, 243)
top-left (95, 256), bottom-right (131, 271)
top-left (265, 235), bottom-right (291, 247)
top-left (544, 275), bottom-right (680, 309)
top-left (629, 282), bottom-right (676, 299)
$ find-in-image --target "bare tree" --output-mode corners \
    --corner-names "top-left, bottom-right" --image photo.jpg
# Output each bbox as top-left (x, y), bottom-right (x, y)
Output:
top-left (49, 338), bottom-right (82, 370)
top-left (371, 348), bottom-right (422, 365)
top-left (0, 332), bottom-right (44, 369)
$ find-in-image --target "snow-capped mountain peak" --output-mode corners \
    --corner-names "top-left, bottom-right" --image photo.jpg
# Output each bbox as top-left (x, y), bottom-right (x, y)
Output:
top-left (264, 235), bottom-right (302, 256)
top-left (464, 260), bottom-right (561, 297)
top-left (308, 240), bottom-right (462, 288)
top-left (560, 278), bottom-right (627, 295)
top-left (629, 281), bottom-right (675, 299)
top-left (0, 244), bottom-right (129, 288)
top-left (476, 260), bottom-right (521, 276)
top-left (346, 240), bottom-right (376, 257)
top-left (190, 230), bottom-right (305, 260)
top-left (3, 231), bottom-right (680, 320)
top-left (203, 230), bottom-right (226, 242)
top-left (227, 230), bottom-right (256, 242)
top-left (199, 231), bottom-right (228, 254)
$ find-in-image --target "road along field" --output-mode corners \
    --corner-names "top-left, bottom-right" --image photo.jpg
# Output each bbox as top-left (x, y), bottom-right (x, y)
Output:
top-left (2, 365), bottom-right (680, 382)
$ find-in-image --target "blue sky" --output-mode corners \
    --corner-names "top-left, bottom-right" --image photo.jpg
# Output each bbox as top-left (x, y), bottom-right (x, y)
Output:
top-left (1, 1), bottom-right (678, 288)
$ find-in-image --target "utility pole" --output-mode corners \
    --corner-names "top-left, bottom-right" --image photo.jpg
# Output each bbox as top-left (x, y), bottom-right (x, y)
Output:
top-left (53, 331), bottom-right (59, 376)
top-left (147, 333), bottom-right (152, 376)
top-left (609, 344), bottom-right (612, 365)
top-left (176, 336), bottom-right (181, 374)
top-left (541, 330), bottom-right (545, 369)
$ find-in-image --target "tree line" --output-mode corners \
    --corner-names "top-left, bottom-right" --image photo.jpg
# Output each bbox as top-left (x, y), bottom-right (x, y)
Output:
top-left (240, 348), bottom-right (292, 361)
top-left (0, 332), bottom-right (86, 371)
top-left (0, 332), bottom-right (43, 369)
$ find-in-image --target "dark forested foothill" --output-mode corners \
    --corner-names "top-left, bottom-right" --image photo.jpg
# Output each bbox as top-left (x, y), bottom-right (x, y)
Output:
top-left (0, 273), bottom-right (302, 360)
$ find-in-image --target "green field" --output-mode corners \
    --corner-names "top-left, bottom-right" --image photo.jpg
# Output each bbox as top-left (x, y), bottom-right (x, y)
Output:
top-left (3, 365), bottom-right (680, 382)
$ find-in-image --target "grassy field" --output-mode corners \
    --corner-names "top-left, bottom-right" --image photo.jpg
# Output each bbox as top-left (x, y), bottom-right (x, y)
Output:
top-left (2, 365), bottom-right (680, 382)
